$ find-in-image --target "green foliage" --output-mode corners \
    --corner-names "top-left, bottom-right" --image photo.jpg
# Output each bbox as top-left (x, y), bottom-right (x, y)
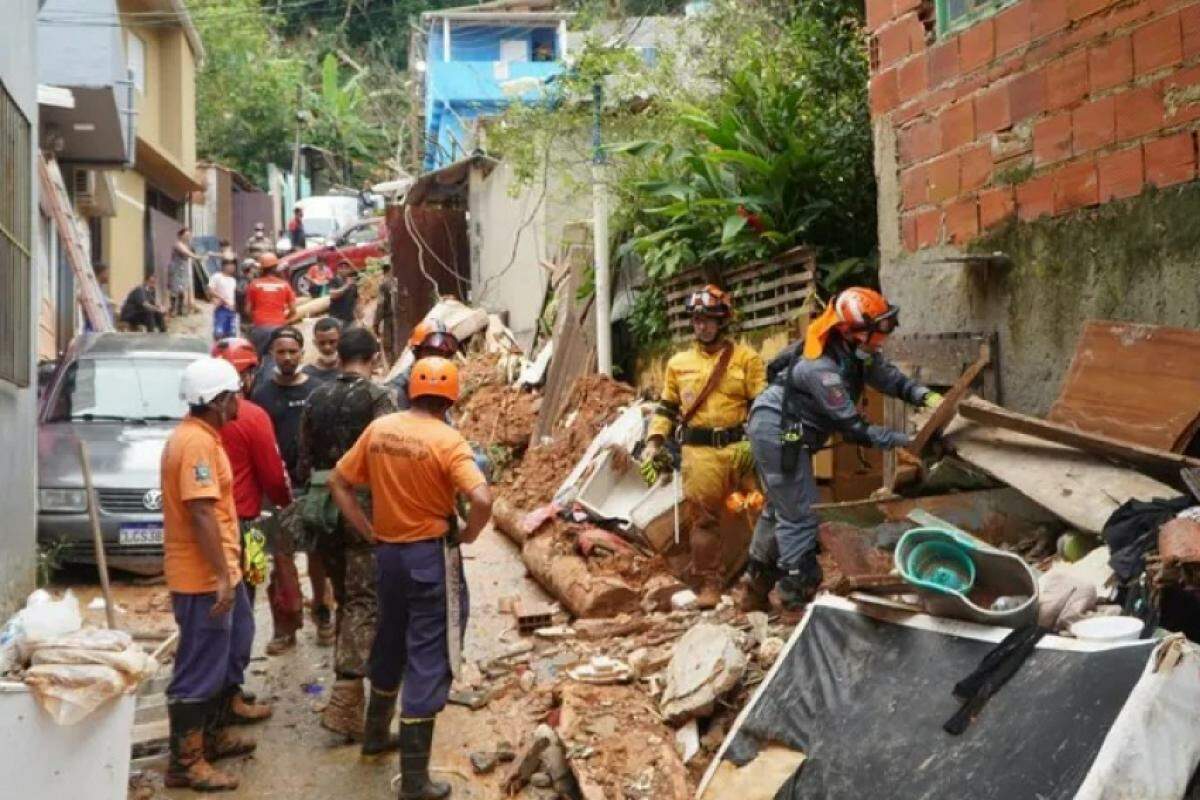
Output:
top-left (303, 53), bottom-right (389, 169)
top-left (189, 0), bottom-right (304, 185)
top-left (616, 0), bottom-right (876, 285)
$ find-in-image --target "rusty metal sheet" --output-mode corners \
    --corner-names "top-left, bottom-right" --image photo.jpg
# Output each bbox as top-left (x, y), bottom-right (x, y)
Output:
top-left (1159, 517), bottom-right (1200, 567)
top-left (1048, 320), bottom-right (1200, 454)
top-left (385, 204), bottom-right (470, 350)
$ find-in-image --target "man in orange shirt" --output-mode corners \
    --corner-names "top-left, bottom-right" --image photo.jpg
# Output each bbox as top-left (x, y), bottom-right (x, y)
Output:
top-left (244, 253), bottom-right (297, 355)
top-left (162, 358), bottom-right (258, 791)
top-left (331, 358), bottom-right (492, 799)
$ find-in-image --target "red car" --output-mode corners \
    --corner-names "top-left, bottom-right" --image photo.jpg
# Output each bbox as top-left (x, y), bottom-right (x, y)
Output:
top-left (279, 217), bottom-right (388, 296)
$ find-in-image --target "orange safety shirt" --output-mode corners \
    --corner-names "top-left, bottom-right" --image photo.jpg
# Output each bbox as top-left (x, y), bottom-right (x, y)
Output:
top-left (161, 416), bottom-right (242, 592)
top-left (335, 411), bottom-right (486, 543)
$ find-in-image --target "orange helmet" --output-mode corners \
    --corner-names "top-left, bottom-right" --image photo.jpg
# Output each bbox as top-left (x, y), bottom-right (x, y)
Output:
top-left (409, 357), bottom-right (460, 403)
top-left (258, 252), bottom-right (279, 270)
top-left (408, 319), bottom-right (460, 356)
top-left (833, 288), bottom-right (899, 337)
top-left (211, 337), bottom-right (259, 374)
top-left (685, 284), bottom-right (733, 319)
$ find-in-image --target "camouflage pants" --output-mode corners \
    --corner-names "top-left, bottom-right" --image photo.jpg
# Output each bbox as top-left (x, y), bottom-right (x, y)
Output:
top-left (317, 527), bottom-right (378, 678)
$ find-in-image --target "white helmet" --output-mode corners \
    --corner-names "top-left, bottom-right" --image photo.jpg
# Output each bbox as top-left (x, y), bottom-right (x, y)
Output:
top-left (180, 357), bottom-right (240, 406)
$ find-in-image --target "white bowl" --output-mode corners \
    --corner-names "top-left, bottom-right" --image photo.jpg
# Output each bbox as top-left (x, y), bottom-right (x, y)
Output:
top-left (1069, 616), bottom-right (1143, 643)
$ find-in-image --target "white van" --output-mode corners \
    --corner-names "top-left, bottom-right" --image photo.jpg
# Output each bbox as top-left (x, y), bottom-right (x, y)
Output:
top-left (293, 195), bottom-right (361, 248)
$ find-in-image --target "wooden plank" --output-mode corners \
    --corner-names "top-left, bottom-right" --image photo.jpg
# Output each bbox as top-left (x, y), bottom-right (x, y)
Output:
top-left (905, 345), bottom-right (991, 457)
top-left (958, 396), bottom-right (1200, 484)
top-left (1049, 320), bottom-right (1200, 453)
top-left (943, 417), bottom-right (1181, 534)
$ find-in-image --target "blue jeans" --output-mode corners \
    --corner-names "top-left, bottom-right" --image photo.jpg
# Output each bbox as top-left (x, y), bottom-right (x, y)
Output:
top-left (168, 582), bottom-right (254, 702)
top-left (368, 539), bottom-right (468, 717)
top-left (213, 305), bottom-right (238, 340)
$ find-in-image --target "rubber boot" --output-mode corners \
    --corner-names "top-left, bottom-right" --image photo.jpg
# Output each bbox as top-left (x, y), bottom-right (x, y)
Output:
top-left (166, 701), bottom-right (239, 791)
top-left (778, 555), bottom-right (823, 610)
top-left (229, 689), bottom-right (273, 725)
top-left (315, 605), bottom-right (336, 648)
top-left (398, 718), bottom-right (451, 799)
top-left (736, 559), bottom-right (777, 613)
top-left (690, 524), bottom-right (724, 610)
top-left (205, 691), bottom-right (257, 762)
top-left (360, 686), bottom-right (401, 763)
top-left (321, 678), bottom-right (365, 741)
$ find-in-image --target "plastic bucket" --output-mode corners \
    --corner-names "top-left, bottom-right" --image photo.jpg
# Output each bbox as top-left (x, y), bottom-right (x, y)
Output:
top-left (905, 540), bottom-right (977, 594)
top-left (1069, 616), bottom-right (1143, 642)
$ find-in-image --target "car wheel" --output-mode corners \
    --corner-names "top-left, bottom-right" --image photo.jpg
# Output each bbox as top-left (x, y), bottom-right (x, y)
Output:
top-left (291, 267), bottom-right (312, 297)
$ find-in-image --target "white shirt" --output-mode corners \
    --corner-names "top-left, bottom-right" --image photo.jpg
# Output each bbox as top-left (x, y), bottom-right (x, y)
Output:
top-left (208, 272), bottom-right (237, 308)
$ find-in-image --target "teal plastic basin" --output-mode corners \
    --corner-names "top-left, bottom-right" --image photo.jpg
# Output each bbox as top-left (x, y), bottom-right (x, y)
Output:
top-left (905, 539), bottom-right (976, 594)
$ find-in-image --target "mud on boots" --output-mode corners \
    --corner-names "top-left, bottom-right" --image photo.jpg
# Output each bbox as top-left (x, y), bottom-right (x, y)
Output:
top-left (639, 285), bottom-right (767, 610)
top-left (166, 701), bottom-right (239, 792)
top-left (747, 288), bottom-right (940, 609)
top-left (205, 687), bottom-right (258, 763)
top-left (328, 357), bottom-right (493, 800)
top-left (322, 677), bottom-right (366, 741)
top-left (361, 685), bottom-right (402, 761)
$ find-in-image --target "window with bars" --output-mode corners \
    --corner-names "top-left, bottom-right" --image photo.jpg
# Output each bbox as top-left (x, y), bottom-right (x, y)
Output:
top-left (0, 80), bottom-right (32, 387)
top-left (936, 0), bottom-right (1017, 36)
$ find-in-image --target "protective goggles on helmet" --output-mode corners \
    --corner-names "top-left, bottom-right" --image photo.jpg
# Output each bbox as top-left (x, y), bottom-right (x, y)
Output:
top-left (685, 285), bottom-right (732, 318)
top-left (416, 331), bottom-right (460, 355)
top-left (846, 304), bottom-right (900, 336)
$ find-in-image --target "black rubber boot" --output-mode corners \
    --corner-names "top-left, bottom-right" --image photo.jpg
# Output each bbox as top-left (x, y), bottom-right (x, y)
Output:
top-left (737, 559), bottom-right (778, 612)
top-left (360, 686), bottom-right (401, 762)
top-left (778, 556), bottom-right (823, 610)
top-left (398, 718), bottom-right (451, 799)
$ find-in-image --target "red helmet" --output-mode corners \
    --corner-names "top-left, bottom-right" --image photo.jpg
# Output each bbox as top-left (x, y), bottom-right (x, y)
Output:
top-left (408, 319), bottom-right (460, 356)
top-left (211, 337), bottom-right (259, 374)
top-left (685, 284), bottom-right (733, 320)
top-left (409, 357), bottom-right (460, 403)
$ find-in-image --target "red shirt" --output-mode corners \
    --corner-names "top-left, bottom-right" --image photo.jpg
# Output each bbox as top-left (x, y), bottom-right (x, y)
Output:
top-left (246, 276), bottom-right (296, 327)
top-left (219, 397), bottom-right (293, 519)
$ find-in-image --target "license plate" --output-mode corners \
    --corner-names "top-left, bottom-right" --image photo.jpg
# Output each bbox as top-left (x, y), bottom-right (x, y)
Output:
top-left (119, 523), bottom-right (164, 546)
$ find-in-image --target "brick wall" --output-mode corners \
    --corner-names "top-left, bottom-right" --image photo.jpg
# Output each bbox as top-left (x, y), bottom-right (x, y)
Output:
top-left (870, 0), bottom-right (1200, 251)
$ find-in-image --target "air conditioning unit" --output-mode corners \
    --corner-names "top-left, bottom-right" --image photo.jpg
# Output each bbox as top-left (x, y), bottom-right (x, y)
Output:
top-left (72, 168), bottom-right (96, 208)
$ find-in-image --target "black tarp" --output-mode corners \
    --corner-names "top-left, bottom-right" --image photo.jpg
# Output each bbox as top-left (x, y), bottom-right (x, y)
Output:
top-left (720, 603), bottom-right (1155, 800)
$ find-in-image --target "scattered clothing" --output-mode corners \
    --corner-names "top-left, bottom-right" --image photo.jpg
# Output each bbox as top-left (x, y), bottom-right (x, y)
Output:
top-left (1103, 495), bottom-right (1194, 583)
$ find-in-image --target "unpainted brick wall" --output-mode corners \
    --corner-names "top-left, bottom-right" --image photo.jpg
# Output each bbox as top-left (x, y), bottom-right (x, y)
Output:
top-left (870, 0), bottom-right (1200, 251)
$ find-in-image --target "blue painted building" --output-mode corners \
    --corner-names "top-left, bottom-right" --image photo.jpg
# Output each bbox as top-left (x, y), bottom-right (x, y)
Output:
top-left (419, 0), bottom-right (572, 171)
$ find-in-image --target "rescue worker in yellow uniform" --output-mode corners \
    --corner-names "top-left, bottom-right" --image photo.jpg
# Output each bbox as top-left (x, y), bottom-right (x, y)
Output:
top-left (640, 286), bottom-right (766, 609)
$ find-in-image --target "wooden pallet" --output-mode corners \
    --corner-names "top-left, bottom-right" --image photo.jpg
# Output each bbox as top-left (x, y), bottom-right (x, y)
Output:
top-left (663, 247), bottom-right (816, 339)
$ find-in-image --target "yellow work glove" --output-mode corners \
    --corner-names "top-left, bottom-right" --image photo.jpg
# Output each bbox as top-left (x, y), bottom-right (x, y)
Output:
top-left (923, 391), bottom-right (945, 409)
top-left (639, 441), bottom-right (672, 486)
top-left (730, 440), bottom-right (755, 475)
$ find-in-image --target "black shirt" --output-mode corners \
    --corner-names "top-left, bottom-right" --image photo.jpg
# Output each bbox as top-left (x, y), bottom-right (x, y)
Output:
top-left (251, 375), bottom-right (320, 485)
top-left (120, 285), bottom-right (155, 320)
top-left (328, 277), bottom-right (358, 325)
top-left (301, 363), bottom-right (340, 383)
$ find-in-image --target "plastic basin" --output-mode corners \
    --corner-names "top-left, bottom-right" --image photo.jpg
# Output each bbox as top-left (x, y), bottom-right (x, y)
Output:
top-left (905, 540), bottom-right (977, 594)
top-left (1069, 616), bottom-right (1143, 643)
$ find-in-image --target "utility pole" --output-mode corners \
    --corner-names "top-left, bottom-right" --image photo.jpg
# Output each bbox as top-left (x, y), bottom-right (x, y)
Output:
top-left (292, 83), bottom-right (303, 208)
top-left (592, 81), bottom-right (613, 377)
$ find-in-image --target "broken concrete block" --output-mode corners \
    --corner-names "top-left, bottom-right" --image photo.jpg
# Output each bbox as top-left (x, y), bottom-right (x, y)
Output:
top-left (671, 590), bottom-right (698, 611)
top-left (659, 623), bottom-right (747, 724)
top-left (641, 573), bottom-right (688, 612)
top-left (568, 655), bottom-right (634, 685)
top-left (675, 719), bottom-right (700, 763)
top-left (574, 613), bottom-right (650, 641)
top-left (530, 771), bottom-right (552, 788)
top-left (470, 751), bottom-right (498, 775)
top-left (447, 689), bottom-right (490, 710)
top-left (758, 637), bottom-right (785, 668)
top-left (504, 724), bottom-right (557, 793)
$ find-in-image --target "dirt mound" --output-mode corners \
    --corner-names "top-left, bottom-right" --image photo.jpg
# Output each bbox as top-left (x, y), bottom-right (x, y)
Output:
top-left (457, 352), bottom-right (506, 399)
top-left (457, 384), bottom-right (541, 450)
top-left (503, 374), bottom-right (636, 509)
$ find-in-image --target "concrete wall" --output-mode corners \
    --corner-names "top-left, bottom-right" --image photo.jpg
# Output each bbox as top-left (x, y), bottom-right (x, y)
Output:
top-left (38, 0), bottom-right (126, 89)
top-left (469, 158), bottom-right (593, 349)
top-left (0, 0), bottom-right (41, 616)
top-left (103, 169), bottom-right (147, 303)
top-left (869, 0), bottom-right (1200, 413)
